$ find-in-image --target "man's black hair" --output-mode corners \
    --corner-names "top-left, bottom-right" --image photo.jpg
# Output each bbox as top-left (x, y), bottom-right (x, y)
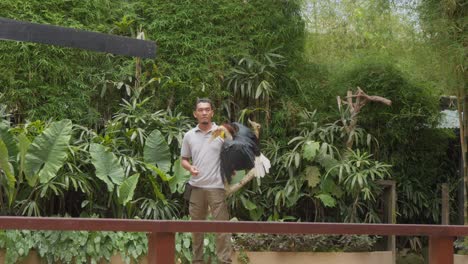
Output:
top-left (195, 98), bottom-right (213, 110)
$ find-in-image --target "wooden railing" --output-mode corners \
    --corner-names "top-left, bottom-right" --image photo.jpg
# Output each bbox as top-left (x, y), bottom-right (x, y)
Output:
top-left (0, 217), bottom-right (467, 264)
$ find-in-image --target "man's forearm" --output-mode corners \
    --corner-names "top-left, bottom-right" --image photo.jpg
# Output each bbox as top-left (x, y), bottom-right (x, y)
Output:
top-left (181, 158), bottom-right (192, 172)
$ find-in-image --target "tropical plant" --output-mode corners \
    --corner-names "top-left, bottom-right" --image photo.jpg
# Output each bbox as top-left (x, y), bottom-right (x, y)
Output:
top-left (324, 149), bottom-right (391, 222)
top-left (225, 50), bottom-right (285, 123)
top-left (0, 120), bottom-right (74, 216)
top-left (233, 233), bottom-right (379, 252)
top-left (0, 93), bottom-right (192, 218)
top-left (0, 229), bottom-right (148, 264)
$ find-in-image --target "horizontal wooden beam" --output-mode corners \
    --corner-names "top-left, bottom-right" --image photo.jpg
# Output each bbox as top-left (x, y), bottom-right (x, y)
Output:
top-left (0, 17), bottom-right (156, 58)
top-left (0, 217), bottom-right (468, 237)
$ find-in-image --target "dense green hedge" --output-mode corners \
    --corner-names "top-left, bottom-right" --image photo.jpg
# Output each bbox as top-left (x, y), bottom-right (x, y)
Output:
top-left (332, 58), bottom-right (459, 223)
top-left (0, 0), bottom-right (305, 125)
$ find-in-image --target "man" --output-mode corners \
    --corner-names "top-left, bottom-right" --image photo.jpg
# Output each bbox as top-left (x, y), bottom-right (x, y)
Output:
top-left (181, 98), bottom-right (232, 264)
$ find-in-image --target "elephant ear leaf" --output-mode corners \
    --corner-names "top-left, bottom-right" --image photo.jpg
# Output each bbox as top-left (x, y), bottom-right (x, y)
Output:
top-left (25, 119), bottom-right (72, 185)
top-left (144, 129), bottom-right (171, 173)
top-left (90, 143), bottom-right (124, 192)
top-left (0, 139), bottom-right (15, 206)
top-left (117, 174), bottom-right (139, 206)
top-left (17, 133), bottom-right (31, 183)
top-left (0, 123), bottom-right (18, 162)
top-left (168, 158), bottom-right (190, 194)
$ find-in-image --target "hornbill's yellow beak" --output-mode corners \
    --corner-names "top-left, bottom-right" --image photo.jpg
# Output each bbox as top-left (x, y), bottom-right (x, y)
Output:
top-left (210, 127), bottom-right (226, 142)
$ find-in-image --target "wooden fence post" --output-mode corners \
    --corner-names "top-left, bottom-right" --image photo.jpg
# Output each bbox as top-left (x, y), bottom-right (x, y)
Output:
top-left (378, 180), bottom-right (397, 263)
top-left (442, 183), bottom-right (450, 225)
top-left (148, 232), bottom-right (175, 264)
top-left (428, 236), bottom-right (454, 264)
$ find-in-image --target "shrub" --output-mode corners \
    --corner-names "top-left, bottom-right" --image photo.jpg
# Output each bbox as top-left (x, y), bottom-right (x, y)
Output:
top-left (233, 233), bottom-right (379, 252)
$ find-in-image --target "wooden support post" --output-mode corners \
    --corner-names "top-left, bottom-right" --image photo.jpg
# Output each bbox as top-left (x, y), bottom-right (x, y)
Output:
top-left (428, 236), bottom-right (454, 264)
top-left (378, 180), bottom-right (396, 263)
top-left (148, 232), bottom-right (175, 264)
top-left (442, 183), bottom-right (450, 225)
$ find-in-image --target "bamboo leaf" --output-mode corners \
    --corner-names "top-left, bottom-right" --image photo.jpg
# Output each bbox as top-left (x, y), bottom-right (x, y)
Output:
top-left (240, 197), bottom-right (257, 210)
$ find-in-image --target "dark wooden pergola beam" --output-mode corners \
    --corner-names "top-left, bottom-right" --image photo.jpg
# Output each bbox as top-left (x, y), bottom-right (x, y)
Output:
top-left (0, 17), bottom-right (156, 58)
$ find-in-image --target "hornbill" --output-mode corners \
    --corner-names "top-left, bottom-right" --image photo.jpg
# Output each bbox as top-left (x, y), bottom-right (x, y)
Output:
top-left (211, 120), bottom-right (271, 183)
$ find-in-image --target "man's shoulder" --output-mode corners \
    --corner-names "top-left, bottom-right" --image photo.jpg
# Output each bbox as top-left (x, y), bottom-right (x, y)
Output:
top-left (183, 127), bottom-right (198, 139)
top-left (184, 122), bottom-right (217, 138)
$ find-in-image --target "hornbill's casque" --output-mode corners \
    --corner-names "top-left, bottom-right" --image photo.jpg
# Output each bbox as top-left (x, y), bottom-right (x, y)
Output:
top-left (211, 120), bottom-right (271, 183)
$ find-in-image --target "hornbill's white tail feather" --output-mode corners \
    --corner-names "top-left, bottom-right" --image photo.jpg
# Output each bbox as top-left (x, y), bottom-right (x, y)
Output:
top-left (254, 153), bottom-right (271, 178)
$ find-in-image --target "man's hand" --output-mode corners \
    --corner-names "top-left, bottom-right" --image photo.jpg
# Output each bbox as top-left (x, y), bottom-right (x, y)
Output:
top-left (189, 165), bottom-right (199, 176)
top-left (182, 157), bottom-right (199, 176)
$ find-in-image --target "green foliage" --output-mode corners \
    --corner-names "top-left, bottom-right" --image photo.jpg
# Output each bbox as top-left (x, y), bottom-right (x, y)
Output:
top-left (303, 0), bottom-right (454, 95)
top-left (143, 129), bottom-right (171, 173)
top-left (249, 102), bottom-right (391, 223)
top-left (233, 233), bottom-right (379, 252)
top-left (0, 230), bottom-right (148, 264)
top-left (174, 216), bottom-right (218, 264)
top-left (175, 231), bottom-right (193, 263)
top-left (0, 1), bottom-right (462, 257)
top-left (335, 60), bottom-right (440, 134)
top-left (324, 149), bottom-right (390, 222)
top-left (0, 96), bottom-right (188, 218)
top-left (396, 252), bottom-right (424, 264)
top-left (0, 0), bottom-right (131, 125)
top-left (327, 149), bottom-right (390, 198)
top-left (332, 59), bottom-right (456, 223)
top-left (168, 158), bottom-right (191, 194)
top-left (418, 0), bottom-right (466, 95)
top-left (118, 174), bottom-right (140, 206)
top-left (90, 143), bottom-right (125, 192)
top-left (0, 142), bottom-right (15, 207)
top-left (0, 123), bottom-right (18, 161)
top-left (0, 0), bottom-right (305, 126)
top-left (24, 119), bottom-right (72, 185)
top-left (455, 237), bottom-right (468, 255)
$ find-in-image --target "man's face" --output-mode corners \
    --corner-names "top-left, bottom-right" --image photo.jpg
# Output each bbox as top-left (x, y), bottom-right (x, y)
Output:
top-left (193, 102), bottom-right (214, 125)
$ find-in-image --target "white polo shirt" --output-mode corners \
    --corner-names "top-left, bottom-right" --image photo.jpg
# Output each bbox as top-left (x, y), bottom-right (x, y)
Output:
top-left (181, 123), bottom-right (224, 189)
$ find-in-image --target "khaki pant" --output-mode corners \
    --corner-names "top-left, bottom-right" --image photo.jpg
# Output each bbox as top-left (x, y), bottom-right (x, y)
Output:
top-left (189, 188), bottom-right (232, 264)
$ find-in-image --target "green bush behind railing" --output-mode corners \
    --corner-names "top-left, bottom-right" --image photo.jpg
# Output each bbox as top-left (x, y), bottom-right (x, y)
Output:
top-left (0, 230), bottom-right (379, 264)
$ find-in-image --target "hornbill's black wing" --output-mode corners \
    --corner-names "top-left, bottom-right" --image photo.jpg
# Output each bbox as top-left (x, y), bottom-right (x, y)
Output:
top-left (232, 122), bottom-right (260, 156)
top-left (220, 123), bottom-right (259, 183)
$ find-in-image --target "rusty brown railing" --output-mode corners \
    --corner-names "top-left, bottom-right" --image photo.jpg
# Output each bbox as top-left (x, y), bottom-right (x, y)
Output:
top-left (0, 217), bottom-right (467, 264)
